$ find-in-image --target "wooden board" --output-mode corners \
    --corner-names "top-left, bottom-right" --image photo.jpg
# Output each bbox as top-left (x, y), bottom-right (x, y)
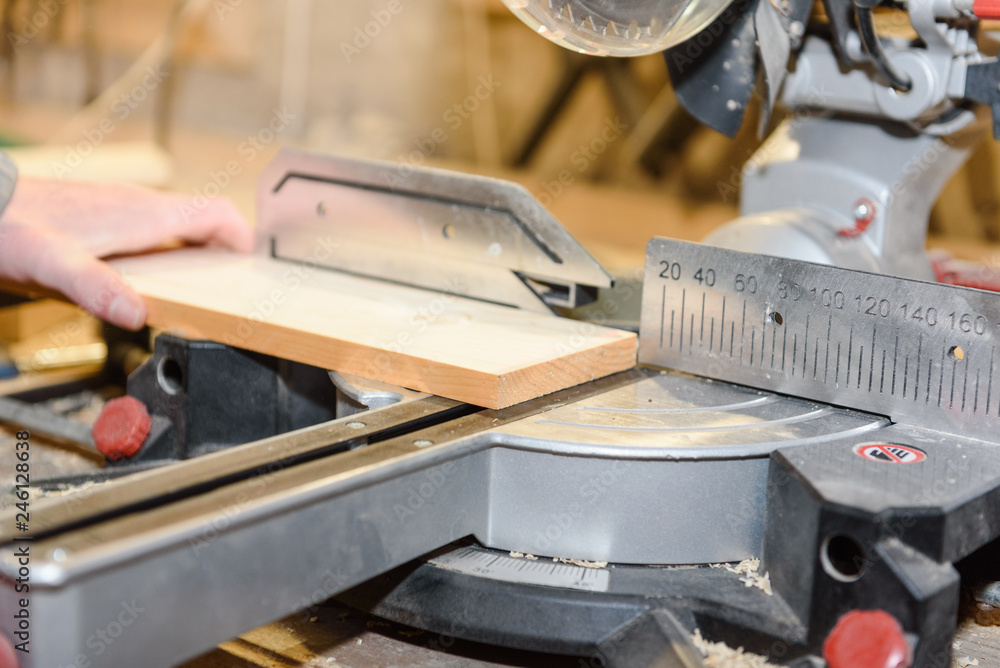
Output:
top-left (111, 249), bottom-right (637, 409)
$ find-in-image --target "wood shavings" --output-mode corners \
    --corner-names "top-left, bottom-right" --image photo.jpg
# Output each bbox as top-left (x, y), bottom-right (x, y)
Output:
top-left (551, 557), bottom-right (608, 569)
top-left (691, 629), bottom-right (781, 667)
top-left (950, 614), bottom-right (1000, 666)
top-left (33, 479), bottom-right (101, 499)
top-left (710, 558), bottom-right (773, 595)
top-left (508, 551), bottom-right (538, 560)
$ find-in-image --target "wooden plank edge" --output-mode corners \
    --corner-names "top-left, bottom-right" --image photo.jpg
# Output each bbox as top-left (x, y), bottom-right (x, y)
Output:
top-left (494, 332), bottom-right (637, 409)
top-left (143, 295), bottom-right (637, 409)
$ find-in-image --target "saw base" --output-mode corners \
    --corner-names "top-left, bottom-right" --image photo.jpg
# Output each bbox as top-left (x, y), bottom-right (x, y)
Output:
top-left (339, 542), bottom-right (808, 664)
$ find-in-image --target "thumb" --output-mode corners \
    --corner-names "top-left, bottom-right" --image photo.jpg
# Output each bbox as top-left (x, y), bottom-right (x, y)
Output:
top-left (78, 263), bottom-right (148, 331)
top-left (0, 224), bottom-right (147, 330)
top-left (56, 252), bottom-right (148, 331)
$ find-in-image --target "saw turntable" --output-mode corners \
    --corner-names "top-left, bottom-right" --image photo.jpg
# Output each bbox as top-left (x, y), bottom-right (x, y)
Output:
top-left (7, 0), bottom-right (1000, 662)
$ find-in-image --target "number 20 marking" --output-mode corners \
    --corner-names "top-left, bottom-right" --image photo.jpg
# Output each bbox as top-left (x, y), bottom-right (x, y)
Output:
top-left (659, 261), bottom-right (681, 280)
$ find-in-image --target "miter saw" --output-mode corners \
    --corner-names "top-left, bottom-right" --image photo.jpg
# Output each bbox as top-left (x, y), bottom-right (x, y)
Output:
top-left (5, 0), bottom-right (1000, 666)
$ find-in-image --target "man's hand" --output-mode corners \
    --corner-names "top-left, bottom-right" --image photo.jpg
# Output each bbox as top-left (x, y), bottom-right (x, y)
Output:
top-left (0, 178), bottom-right (254, 330)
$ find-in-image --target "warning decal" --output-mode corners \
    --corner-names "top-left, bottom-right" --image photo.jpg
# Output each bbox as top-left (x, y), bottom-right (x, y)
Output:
top-left (852, 442), bottom-right (927, 464)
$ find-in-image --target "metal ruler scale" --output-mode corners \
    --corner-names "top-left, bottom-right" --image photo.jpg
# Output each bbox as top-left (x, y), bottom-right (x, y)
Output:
top-left (429, 546), bottom-right (611, 592)
top-left (639, 238), bottom-right (1000, 442)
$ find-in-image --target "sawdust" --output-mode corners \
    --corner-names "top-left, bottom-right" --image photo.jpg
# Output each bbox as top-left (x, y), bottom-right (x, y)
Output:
top-left (32, 479), bottom-right (101, 499)
top-left (710, 558), bottom-right (773, 595)
top-left (512, 551), bottom-right (608, 568)
top-left (951, 614), bottom-right (1000, 667)
top-left (691, 629), bottom-right (781, 667)
top-left (552, 557), bottom-right (608, 569)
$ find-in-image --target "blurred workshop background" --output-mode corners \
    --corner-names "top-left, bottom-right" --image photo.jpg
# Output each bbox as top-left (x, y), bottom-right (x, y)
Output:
top-left (0, 0), bottom-right (997, 375)
top-left (0, 0), bottom-right (998, 265)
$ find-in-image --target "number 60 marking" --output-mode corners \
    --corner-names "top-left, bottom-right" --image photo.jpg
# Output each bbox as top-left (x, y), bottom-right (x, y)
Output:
top-left (735, 274), bottom-right (757, 293)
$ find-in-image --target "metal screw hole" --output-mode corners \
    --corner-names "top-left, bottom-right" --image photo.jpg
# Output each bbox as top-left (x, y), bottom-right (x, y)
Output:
top-left (157, 357), bottom-right (183, 395)
top-left (821, 534), bottom-right (867, 583)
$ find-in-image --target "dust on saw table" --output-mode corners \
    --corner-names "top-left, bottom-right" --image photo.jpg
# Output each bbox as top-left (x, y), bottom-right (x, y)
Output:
top-left (0, 405), bottom-right (998, 668)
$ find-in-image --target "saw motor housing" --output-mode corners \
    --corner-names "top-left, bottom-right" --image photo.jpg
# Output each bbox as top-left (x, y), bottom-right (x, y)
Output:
top-left (506, 0), bottom-right (1000, 281)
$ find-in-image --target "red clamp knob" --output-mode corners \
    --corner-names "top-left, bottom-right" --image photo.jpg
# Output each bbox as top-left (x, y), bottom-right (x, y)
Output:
top-left (823, 609), bottom-right (913, 668)
top-left (973, 0), bottom-right (1000, 19)
top-left (92, 396), bottom-right (152, 460)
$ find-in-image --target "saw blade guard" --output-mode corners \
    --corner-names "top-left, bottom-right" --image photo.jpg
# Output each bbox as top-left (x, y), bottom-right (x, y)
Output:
top-left (501, 0), bottom-right (732, 56)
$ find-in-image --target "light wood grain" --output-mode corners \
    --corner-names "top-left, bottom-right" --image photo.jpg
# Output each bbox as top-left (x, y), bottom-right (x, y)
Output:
top-left (110, 249), bottom-right (637, 409)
